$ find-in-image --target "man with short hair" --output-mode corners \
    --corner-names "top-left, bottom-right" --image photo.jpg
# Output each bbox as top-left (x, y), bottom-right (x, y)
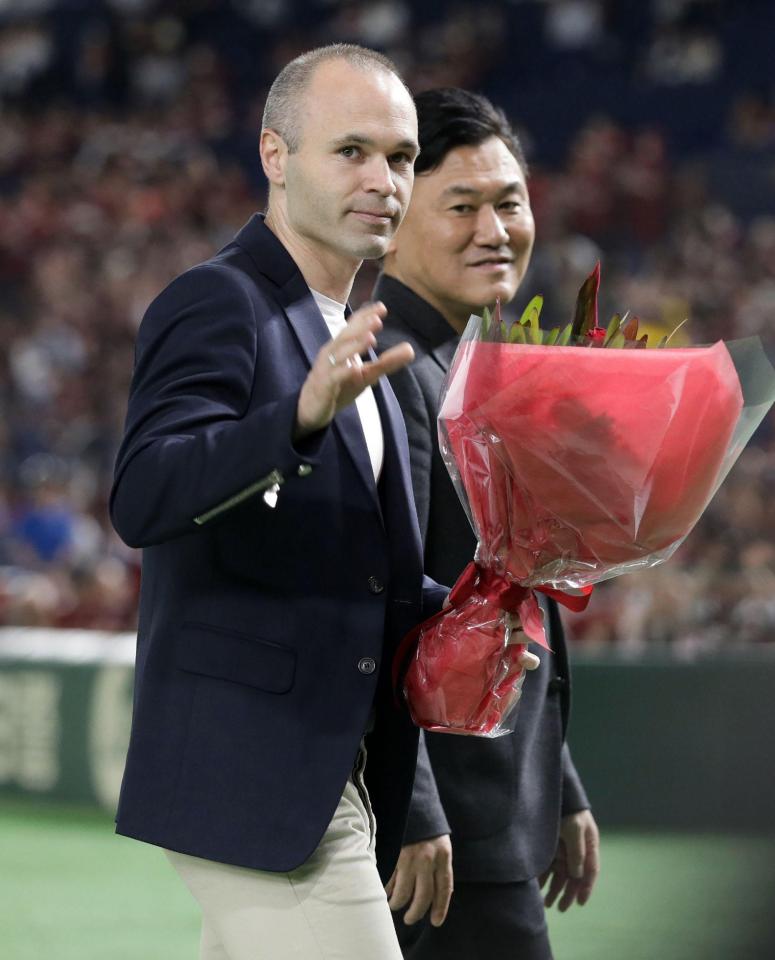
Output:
top-left (378, 87), bottom-right (600, 960)
top-left (111, 47), bottom-right (488, 960)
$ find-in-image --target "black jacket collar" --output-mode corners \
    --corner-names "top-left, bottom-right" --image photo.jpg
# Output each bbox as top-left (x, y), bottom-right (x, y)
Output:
top-left (374, 274), bottom-right (461, 374)
top-left (374, 274), bottom-right (459, 351)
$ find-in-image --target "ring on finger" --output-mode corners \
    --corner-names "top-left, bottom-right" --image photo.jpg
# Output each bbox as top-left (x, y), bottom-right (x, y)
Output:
top-left (327, 352), bottom-right (337, 367)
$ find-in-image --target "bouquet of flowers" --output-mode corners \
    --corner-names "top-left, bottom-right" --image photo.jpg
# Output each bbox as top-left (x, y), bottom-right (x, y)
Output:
top-left (395, 265), bottom-right (775, 737)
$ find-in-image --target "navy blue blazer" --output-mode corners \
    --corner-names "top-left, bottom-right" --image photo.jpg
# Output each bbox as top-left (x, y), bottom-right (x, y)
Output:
top-left (110, 215), bottom-right (446, 881)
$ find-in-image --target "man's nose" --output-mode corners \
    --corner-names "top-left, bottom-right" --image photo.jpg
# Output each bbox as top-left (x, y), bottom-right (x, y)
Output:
top-left (474, 205), bottom-right (509, 246)
top-left (362, 156), bottom-right (397, 196)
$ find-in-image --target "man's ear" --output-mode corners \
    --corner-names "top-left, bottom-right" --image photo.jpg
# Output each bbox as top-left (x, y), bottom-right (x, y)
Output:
top-left (260, 129), bottom-right (288, 187)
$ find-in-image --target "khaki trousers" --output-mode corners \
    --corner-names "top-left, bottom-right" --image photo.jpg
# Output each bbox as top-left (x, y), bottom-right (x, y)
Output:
top-left (165, 755), bottom-right (403, 960)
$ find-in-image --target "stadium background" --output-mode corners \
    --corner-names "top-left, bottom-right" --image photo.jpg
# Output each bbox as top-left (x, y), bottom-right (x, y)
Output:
top-left (1, 1), bottom-right (775, 957)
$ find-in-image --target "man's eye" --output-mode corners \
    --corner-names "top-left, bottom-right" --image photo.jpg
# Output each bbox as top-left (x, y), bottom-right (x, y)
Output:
top-left (389, 152), bottom-right (412, 166)
top-left (498, 199), bottom-right (530, 213)
top-left (450, 204), bottom-right (474, 214)
top-left (339, 146), bottom-right (360, 159)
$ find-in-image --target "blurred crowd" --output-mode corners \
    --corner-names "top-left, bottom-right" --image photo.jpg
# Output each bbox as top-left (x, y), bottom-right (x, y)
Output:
top-left (1, 0), bottom-right (774, 647)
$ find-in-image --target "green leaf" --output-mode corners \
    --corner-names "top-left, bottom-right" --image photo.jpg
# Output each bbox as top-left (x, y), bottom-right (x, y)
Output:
top-left (481, 305), bottom-right (492, 341)
top-left (527, 320), bottom-right (543, 344)
top-left (603, 313), bottom-right (621, 345)
top-left (607, 330), bottom-right (626, 349)
top-left (519, 295), bottom-right (544, 328)
top-left (545, 327), bottom-right (560, 346)
top-left (509, 322), bottom-right (527, 343)
top-left (656, 335), bottom-right (668, 349)
top-left (499, 321), bottom-right (510, 342)
top-left (556, 323), bottom-right (573, 346)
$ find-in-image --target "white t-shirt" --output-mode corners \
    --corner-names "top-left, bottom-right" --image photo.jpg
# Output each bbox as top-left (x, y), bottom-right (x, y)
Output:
top-left (310, 289), bottom-right (384, 484)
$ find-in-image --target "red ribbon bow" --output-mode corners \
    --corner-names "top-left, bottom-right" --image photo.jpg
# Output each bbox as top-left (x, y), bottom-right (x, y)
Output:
top-left (449, 562), bottom-right (593, 616)
top-left (393, 563), bottom-right (593, 705)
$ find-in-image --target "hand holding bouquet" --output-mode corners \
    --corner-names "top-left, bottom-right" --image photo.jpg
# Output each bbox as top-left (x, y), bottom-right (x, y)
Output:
top-left (396, 265), bottom-right (775, 737)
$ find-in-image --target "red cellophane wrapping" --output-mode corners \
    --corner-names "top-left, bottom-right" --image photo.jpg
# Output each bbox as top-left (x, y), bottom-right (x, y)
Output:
top-left (399, 337), bottom-right (746, 737)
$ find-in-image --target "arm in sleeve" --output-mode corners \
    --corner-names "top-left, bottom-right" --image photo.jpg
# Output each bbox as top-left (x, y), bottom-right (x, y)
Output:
top-left (402, 731), bottom-right (451, 844)
top-left (560, 742), bottom-right (591, 817)
top-left (110, 263), bottom-right (325, 548)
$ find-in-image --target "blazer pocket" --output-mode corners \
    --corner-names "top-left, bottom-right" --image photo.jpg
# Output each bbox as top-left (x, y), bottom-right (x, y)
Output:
top-left (177, 621), bottom-right (296, 694)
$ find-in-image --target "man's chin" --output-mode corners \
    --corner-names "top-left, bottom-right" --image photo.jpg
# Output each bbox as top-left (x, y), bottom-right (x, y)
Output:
top-left (349, 236), bottom-right (392, 262)
top-left (470, 280), bottom-right (519, 309)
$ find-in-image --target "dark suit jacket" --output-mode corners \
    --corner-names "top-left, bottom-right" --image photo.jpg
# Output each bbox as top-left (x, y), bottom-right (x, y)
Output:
top-left (110, 215), bottom-right (447, 882)
top-left (376, 274), bottom-right (590, 883)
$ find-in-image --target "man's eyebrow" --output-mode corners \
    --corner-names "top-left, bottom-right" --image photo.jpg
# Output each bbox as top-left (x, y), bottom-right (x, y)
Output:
top-left (440, 181), bottom-right (527, 199)
top-left (330, 133), bottom-right (420, 153)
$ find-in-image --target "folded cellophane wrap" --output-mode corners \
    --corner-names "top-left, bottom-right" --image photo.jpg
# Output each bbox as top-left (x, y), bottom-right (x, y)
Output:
top-left (400, 327), bottom-right (775, 737)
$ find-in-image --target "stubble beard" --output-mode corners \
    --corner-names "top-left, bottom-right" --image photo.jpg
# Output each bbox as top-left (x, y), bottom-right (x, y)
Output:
top-left (343, 223), bottom-right (393, 262)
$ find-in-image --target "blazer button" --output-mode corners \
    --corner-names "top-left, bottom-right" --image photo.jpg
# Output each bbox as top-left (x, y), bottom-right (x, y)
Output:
top-left (358, 657), bottom-right (377, 675)
top-left (297, 464), bottom-right (312, 477)
top-left (547, 676), bottom-right (567, 695)
top-left (367, 576), bottom-right (385, 594)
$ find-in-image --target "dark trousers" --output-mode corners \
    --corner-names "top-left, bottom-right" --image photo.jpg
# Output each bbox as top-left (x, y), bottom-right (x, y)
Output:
top-left (395, 878), bottom-right (553, 960)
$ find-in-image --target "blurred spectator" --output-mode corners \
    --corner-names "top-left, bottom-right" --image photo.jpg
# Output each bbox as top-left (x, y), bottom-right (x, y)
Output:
top-left (728, 92), bottom-right (775, 151)
top-left (544, 0), bottom-right (606, 51)
top-left (8, 454), bottom-right (100, 565)
top-left (644, 23), bottom-right (723, 85)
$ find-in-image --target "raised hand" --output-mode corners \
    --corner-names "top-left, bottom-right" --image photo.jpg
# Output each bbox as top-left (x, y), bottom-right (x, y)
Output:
top-left (295, 301), bottom-right (414, 438)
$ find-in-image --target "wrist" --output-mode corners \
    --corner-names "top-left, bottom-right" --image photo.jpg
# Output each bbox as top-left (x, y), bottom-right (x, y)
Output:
top-left (294, 385), bottom-right (319, 440)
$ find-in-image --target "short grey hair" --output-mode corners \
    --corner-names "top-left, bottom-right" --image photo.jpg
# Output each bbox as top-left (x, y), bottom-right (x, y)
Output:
top-left (262, 43), bottom-right (406, 153)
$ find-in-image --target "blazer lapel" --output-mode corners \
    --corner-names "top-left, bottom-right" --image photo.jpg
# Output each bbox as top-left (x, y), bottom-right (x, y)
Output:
top-left (372, 370), bottom-right (406, 473)
top-left (335, 402), bottom-right (382, 518)
top-left (430, 337), bottom-right (458, 376)
top-left (372, 374), bottom-right (425, 630)
top-left (283, 284), bottom-right (329, 368)
top-left (284, 285), bottom-right (381, 515)
top-left (232, 214), bottom-right (381, 513)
